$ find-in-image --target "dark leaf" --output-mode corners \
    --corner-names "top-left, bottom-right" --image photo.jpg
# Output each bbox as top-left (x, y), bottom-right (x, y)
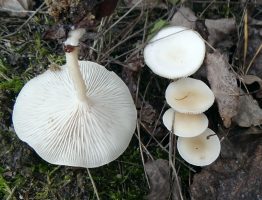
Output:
top-left (233, 89), bottom-right (262, 127)
top-left (170, 7), bottom-right (197, 29)
top-left (95, 0), bottom-right (119, 19)
top-left (145, 159), bottom-right (170, 200)
top-left (206, 52), bottom-right (239, 128)
top-left (205, 18), bottom-right (236, 49)
top-left (43, 25), bottom-right (66, 40)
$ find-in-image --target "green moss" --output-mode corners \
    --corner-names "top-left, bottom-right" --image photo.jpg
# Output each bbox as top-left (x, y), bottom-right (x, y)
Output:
top-left (0, 174), bottom-right (11, 199)
top-left (0, 77), bottom-right (24, 93)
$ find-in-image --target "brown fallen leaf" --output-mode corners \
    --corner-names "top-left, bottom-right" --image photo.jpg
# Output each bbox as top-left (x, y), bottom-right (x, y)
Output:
top-left (95, 0), bottom-right (118, 19)
top-left (170, 7), bottom-right (197, 29)
top-left (140, 102), bottom-right (157, 126)
top-left (17, 0), bottom-right (31, 10)
top-left (233, 89), bottom-right (262, 127)
top-left (45, 0), bottom-right (118, 28)
top-left (0, 0), bottom-right (32, 16)
top-left (43, 24), bottom-right (66, 41)
top-left (145, 159), bottom-right (170, 200)
top-left (241, 75), bottom-right (262, 99)
top-left (206, 52), bottom-right (239, 128)
top-left (205, 18), bottom-right (236, 49)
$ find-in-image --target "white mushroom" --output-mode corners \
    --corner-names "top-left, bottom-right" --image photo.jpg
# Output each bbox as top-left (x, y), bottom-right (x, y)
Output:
top-left (165, 78), bottom-right (215, 114)
top-left (162, 108), bottom-right (208, 137)
top-left (12, 29), bottom-right (137, 168)
top-left (144, 26), bottom-right (206, 79)
top-left (177, 128), bottom-right (221, 166)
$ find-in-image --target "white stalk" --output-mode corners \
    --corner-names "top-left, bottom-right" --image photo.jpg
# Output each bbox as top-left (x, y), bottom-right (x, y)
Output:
top-left (66, 49), bottom-right (88, 102)
top-left (64, 28), bottom-right (89, 103)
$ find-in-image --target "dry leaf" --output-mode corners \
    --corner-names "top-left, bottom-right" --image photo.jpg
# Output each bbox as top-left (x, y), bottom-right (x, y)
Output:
top-left (145, 159), bottom-right (170, 200)
top-left (140, 102), bottom-right (157, 125)
top-left (45, 0), bottom-right (118, 28)
top-left (95, 0), bottom-right (119, 19)
top-left (241, 75), bottom-right (262, 87)
top-left (233, 89), bottom-right (262, 127)
top-left (206, 52), bottom-right (239, 128)
top-left (205, 18), bottom-right (236, 48)
top-left (17, 0), bottom-right (31, 9)
top-left (170, 7), bottom-right (197, 29)
top-left (0, 0), bottom-right (32, 16)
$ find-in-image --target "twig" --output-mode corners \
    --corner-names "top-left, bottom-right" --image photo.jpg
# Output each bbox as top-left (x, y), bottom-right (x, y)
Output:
top-left (135, 72), bottom-right (151, 189)
top-left (89, 18), bottom-right (106, 58)
top-left (168, 113), bottom-right (184, 200)
top-left (199, 0), bottom-right (216, 18)
top-left (243, 9), bottom-right (248, 66)
top-left (100, 0), bottom-right (143, 37)
top-left (87, 168), bottom-right (100, 200)
top-left (0, 8), bottom-right (48, 14)
top-left (2, 2), bottom-right (45, 39)
top-left (6, 186), bottom-right (17, 200)
top-left (136, 122), bottom-right (151, 189)
top-left (245, 43), bottom-right (262, 74)
top-left (169, 161), bottom-right (184, 200)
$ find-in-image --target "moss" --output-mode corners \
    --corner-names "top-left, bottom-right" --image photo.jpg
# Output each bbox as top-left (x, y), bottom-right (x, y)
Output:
top-left (0, 77), bottom-right (24, 93)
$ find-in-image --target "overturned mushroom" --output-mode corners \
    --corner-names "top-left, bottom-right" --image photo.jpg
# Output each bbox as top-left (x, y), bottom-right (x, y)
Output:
top-left (165, 78), bottom-right (215, 114)
top-left (177, 128), bottom-right (221, 166)
top-left (162, 108), bottom-right (208, 137)
top-left (12, 29), bottom-right (137, 168)
top-left (144, 26), bottom-right (206, 79)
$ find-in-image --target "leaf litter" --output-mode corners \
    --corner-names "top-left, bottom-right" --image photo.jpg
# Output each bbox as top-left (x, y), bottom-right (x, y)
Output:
top-left (206, 51), bottom-right (239, 128)
top-left (0, 0), bottom-right (33, 16)
top-left (1, 1), bottom-right (262, 200)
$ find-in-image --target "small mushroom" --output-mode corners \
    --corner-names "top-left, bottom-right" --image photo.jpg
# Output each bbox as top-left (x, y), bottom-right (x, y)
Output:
top-left (165, 78), bottom-right (215, 114)
top-left (143, 26), bottom-right (206, 79)
top-left (162, 108), bottom-right (208, 137)
top-left (177, 128), bottom-right (221, 166)
top-left (12, 29), bottom-right (137, 168)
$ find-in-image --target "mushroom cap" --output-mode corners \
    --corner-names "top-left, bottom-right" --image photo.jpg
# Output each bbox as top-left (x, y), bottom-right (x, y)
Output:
top-left (177, 128), bottom-right (221, 166)
top-left (162, 108), bottom-right (208, 137)
top-left (144, 26), bottom-right (206, 79)
top-left (12, 61), bottom-right (137, 168)
top-left (165, 78), bottom-right (215, 114)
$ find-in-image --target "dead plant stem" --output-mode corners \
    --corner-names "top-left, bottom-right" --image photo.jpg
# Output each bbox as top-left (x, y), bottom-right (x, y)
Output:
top-left (87, 168), bottom-right (100, 200)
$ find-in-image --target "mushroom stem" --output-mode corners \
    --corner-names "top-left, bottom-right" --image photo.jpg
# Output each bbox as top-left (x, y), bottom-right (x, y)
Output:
top-left (64, 28), bottom-right (90, 104)
top-left (66, 48), bottom-right (89, 103)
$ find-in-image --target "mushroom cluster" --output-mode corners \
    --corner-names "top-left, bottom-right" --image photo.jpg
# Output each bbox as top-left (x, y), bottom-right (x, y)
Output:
top-left (12, 29), bottom-right (137, 168)
top-left (144, 26), bottom-right (221, 166)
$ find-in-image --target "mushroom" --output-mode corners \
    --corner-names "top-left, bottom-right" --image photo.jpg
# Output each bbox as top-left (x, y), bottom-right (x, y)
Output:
top-left (143, 26), bottom-right (206, 79)
top-left (12, 29), bottom-right (137, 168)
top-left (177, 128), bottom-right (221, 166)
top-left (165, 77), bottom-right (215, 114)
top-left (162, 108), bottom-right (208, 137)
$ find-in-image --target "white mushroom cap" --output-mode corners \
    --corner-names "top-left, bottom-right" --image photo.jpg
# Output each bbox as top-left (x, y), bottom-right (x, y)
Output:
top-left (177, 128), bottom-right (221, 166)
top-left (12, 61), bottom-right (137, 168)
top-left (162, 108), bottom-right (208, 137)
top-left (165, 78), bottom-right (215, 114)
top-left (144, 26), bottom-right (206, 79)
